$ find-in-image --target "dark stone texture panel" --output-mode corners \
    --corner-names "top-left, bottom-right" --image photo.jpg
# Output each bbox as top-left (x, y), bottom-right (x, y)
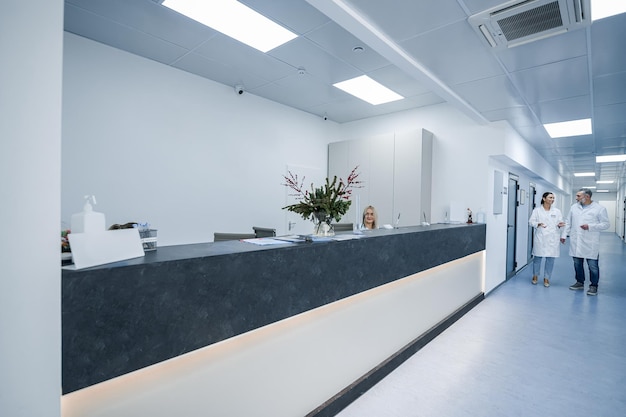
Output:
top-left (62, 223), bottom-right (485, 393)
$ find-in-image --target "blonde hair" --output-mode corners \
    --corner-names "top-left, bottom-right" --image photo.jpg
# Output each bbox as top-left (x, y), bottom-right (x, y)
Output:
top-left (362, 205), bottom-right (378, 229)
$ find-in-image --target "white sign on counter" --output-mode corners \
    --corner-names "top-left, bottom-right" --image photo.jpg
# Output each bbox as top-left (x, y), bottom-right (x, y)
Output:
top-left (66, 228), bottom-right (144, 269)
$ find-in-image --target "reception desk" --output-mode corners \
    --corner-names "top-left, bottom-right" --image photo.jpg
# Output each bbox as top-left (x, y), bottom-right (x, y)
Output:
top-left (62, 223), bottom-right (486, 415)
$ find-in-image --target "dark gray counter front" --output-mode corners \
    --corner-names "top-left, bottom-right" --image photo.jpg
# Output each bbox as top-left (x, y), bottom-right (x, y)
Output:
top-left (62, 223), bottom-right (485, 394)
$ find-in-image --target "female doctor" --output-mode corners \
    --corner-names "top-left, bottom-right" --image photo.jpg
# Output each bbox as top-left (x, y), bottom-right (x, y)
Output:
top-left (528, 192), bottom-right (566, 287)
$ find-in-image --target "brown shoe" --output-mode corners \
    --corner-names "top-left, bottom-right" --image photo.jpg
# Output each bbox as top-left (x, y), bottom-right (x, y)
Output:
top-left (544, 278), bottom-right (550, 287)
top-left (532, 275), bottom-right (538, 285)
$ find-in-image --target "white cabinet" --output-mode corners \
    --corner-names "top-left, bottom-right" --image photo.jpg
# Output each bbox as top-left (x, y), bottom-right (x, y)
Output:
top-left (328, 129), bottom-right (433, 227)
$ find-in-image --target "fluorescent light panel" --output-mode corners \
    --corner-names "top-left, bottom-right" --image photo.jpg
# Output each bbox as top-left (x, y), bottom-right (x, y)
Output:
top-left (596, 180), bottom-right (614, 184)
top-left (596, 154), bottom-right (626, 163)
top-left (543, 118), bottom-right (592, 138)
top-left (592, 0), bottom-right (626, 21)
top-left (333, 75), bottom-right (404, 105)
top-left (596, 190), bottom-right (610, 193)
top-left (162, 0), bottom-right (297, 53)
top-left (574, 172), bottom-right (595, 177)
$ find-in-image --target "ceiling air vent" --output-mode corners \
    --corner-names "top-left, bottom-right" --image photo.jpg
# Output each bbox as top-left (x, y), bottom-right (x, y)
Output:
top-left (468, 0), bottom-right (590, 49)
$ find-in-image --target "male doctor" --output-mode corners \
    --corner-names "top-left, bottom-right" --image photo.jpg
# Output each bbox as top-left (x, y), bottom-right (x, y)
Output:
top-left (560, 188), bottom-right (610, 295)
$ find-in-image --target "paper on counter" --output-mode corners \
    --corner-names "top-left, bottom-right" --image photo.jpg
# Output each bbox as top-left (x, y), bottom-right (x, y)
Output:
top-left (241, 238), bottom-right (293, 245)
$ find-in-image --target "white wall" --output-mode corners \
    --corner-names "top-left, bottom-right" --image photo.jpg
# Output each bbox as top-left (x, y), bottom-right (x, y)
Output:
top-left (0, 2), bottom-right (63, 417)
top-left (337, 106), bottom-right (568, 293)
top-left (62, 33), bottom-right (341, 246)
top-left (338, 107), bottom-right (501, 225)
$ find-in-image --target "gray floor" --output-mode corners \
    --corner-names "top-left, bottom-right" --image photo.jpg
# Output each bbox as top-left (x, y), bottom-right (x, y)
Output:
top-left (336, 233), bottom-right (626, 417)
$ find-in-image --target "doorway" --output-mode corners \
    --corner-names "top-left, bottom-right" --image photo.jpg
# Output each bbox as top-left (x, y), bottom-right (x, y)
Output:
top-left (506, 174), bottom-right (519, 279)
top-left (622, 197), bottom-right (625, 241)
top-left (527, 184), bottom-right (536, 264)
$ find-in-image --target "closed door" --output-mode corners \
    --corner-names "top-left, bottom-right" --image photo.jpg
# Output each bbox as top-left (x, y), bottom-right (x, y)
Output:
top-left (506, 175), bottom-right (519, 279)
top-left (527, 184), bottom-right (536, 263)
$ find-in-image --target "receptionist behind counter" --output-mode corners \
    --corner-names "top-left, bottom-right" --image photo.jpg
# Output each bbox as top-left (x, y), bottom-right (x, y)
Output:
top-left (362, 206), bottom-right (378, 229)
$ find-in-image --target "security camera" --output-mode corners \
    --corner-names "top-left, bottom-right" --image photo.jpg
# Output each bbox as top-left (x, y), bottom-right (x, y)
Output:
top-left (234, 84), bottom-right (245, 95)
top-left (322, 113), bottom-right (328, 121)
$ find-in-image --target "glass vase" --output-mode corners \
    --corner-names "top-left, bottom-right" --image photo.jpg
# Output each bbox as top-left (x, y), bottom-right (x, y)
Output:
top-left (312, 211), bottom-right (335, 236)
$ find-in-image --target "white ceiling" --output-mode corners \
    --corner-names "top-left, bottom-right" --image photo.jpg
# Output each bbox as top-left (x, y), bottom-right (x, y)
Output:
top-left (63, 0), bottom-right (626, 193)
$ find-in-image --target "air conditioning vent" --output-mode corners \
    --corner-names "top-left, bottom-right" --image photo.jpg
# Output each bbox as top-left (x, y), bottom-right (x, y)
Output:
top-left (468, 0), bottom-right (590, 49)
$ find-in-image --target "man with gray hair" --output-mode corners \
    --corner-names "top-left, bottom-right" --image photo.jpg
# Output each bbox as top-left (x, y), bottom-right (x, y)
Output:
top-left (560, 188), bottom-right (610, 295)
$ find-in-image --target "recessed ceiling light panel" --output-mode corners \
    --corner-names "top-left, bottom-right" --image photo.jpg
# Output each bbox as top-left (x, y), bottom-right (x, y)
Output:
top-left (596, 154), bottom-right (626, 163)
top-left (574, 172), bottom-right (595, 177)
top-left (333, 75), bottom-right (403, 105)
top-left (544, 118), bottom-right (592, 138)
top-left (163, 0), bottom-right (297, 52)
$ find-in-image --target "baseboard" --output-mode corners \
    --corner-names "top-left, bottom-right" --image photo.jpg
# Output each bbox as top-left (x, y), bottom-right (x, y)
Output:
top-left (306, 293), bottom-right (485, 417)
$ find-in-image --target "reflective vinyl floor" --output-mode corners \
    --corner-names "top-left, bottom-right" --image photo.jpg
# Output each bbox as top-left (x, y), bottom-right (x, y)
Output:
top-left (336, 233), bottom-right (626, 417)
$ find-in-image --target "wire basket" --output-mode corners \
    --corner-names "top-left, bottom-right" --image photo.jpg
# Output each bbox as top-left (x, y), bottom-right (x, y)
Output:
top-left (139, 229), bottom-right (157, 251)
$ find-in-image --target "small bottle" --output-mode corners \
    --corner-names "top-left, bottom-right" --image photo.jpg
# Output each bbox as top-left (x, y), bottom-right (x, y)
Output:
top-left (71, 195), bottom-right (105, 233)
top-left (476, 208), bottom-right (486, 223)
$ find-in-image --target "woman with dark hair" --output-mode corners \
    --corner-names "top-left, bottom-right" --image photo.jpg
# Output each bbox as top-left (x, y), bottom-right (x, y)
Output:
top-left (528, 192), bottom-right (565, 287)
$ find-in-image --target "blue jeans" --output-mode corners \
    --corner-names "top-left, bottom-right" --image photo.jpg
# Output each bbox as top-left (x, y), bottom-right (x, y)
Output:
top-left (573, 257), bottom-right (599, 287)
top-left (533, 256), bottom-right (555, 279)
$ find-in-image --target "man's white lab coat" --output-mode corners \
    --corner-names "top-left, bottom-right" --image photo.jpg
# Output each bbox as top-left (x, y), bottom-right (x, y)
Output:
top-left (562, 201), bottom-right (610, 259)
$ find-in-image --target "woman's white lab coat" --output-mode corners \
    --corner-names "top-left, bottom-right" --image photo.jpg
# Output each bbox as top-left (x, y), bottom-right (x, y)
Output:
top-left (529, 206), bottom-right (564, 257)
top-left (562, 201), bottom-right (610, 259)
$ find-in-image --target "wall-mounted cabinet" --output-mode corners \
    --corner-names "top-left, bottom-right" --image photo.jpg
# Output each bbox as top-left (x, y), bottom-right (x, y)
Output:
top-left (328, 129), bottom-right (433, 227)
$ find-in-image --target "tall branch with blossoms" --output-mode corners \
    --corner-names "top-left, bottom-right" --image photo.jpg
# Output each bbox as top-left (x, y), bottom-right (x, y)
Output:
top-left (282, 166), bottom-right (362, 222)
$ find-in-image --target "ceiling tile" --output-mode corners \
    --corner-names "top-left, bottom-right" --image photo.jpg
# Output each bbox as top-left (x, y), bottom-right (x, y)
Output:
top-left (67, 0), bottom-right (216, 50)
top-left (509, 56), bottom-right (590, 104)
top-left (399, 20), bottom-right (504, 85)
top-left (594, 102), bottom-right (626, 126)
top-left (496, 29), bottom-right (588, 73)
top-left (268, 37), bottom-right (361, 84)
top-left (591, 13), bottom-right (626, 76)
top-left (173, 52), bottom-right (270, 91)
top-left (367, 66), bottom-right (432, 97)
top-left (253, 73), bottom-right (346, 111)
top-left (531, 95), bottom-right (592, 124)
top-left (193, 36), bottom-right (296, 83)
top-left (304, 22), bottom-right (389, 73)
top-left (593, 72), bottom-right (626, 107)
top-left (453, 75), bottom-right (526, 112)
top-left (64, 4), bottom-right (192, 65)
top-left (347, 0), bottom-right (468, 42)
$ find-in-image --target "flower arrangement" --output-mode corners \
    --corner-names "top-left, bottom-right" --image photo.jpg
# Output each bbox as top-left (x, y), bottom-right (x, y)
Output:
top-left (282, 166), bottom-right (362, 223)
top-left (61, 229), bottom-right (71, 253)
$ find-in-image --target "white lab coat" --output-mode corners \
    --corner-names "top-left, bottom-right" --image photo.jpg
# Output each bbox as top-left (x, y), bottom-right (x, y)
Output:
top-left (529, 206), bottom-right (564, 257)
top-left (562, 201), bottom-right (610, 259)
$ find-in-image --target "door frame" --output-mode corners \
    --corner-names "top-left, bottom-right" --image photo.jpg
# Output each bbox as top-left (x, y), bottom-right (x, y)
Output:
top-left (505, 173), bottom-right (519, 279)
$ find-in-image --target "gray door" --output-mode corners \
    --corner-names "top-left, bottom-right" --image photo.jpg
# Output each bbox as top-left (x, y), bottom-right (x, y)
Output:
top-left (506, 174), bottom-right (519, 279)
top-left (527, 185), bottom-right (536, 263)
top-left (623, 197), bottom-right (625, 241)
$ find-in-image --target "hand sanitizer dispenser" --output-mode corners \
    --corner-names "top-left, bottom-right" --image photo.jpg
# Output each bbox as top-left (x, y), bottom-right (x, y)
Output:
top-left (71, 195), bottom-right (105, 233)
